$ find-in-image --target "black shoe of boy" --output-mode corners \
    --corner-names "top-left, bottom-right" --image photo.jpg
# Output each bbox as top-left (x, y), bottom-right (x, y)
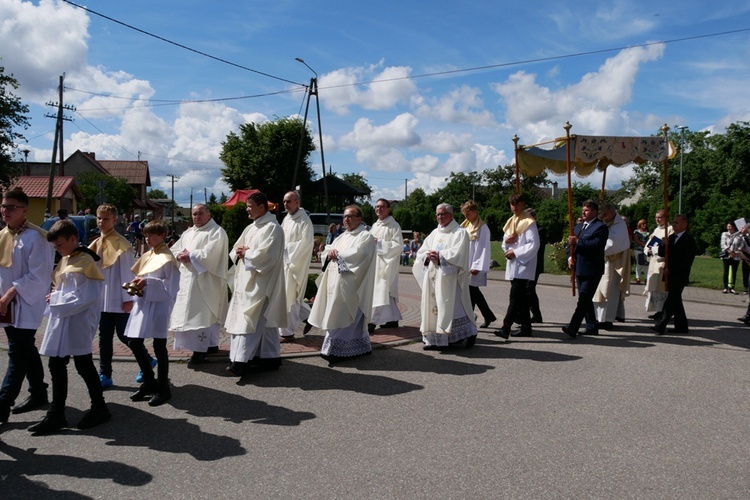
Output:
top-left (12, 394), bottom-right (49, 414)
top-left (130, 382), bottom-right (159, 402)
top-left (28, 413), bottom-right (68, 434)
top-left (77, 406), bottom-right (111, 430)
top-left (148, 386), bottom-right (172, 407)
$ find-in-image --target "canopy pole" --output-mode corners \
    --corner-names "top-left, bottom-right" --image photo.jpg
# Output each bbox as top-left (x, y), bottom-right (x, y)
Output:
top-left (513, 134), bottom-right (520, 194)
top-left (600, 163), bottom-right (607, 204)
top-left (661, 123), bottom-right (670, 292)
top-left (564, 121), bottom-right (576, 296)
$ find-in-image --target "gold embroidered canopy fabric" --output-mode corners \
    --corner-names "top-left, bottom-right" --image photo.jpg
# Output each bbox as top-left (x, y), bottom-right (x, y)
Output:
top-left (517, 135), bottom-right (676, 177)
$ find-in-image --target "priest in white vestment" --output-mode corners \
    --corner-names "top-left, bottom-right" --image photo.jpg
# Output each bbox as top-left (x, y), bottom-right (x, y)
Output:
top-left (170, 204), bottom-right (229, 364)
top-left (368, 198), bottom-right (403, 333)
top-left (224, 192), bottom-right (287, 376)
top-left (593, 204), bottom-right (631, 328)
top-left (308, 205), bottom-right (376, 364)
top-left (413, 203), bottom-right (477, 349)
top-left (643, 210), bottom-right (673, 318)
top-left (278, 191), bottom-right (314, 342)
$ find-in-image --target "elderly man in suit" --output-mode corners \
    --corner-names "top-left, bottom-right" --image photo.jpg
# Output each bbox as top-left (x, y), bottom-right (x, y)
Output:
top-left (562, 200), bottom-right (608, 338)
top-left (650, 214), bottom-right (699, 335)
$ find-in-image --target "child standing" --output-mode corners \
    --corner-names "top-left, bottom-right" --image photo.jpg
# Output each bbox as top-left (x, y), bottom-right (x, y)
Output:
top-left (124, 221), bottom-right (179, 406)
top-left (28, 220), bottom-right (110, 434)
top-left (89, 204), bottom-right (136, 388)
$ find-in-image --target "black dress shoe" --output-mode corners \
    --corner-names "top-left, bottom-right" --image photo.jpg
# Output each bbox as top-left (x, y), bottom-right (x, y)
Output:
top-left (130, 382), bottom-right (159, 401)
top-left (189, 352), bottom-right (208, 364)
top-left (465, 335), bottom-right (477, 349)
top-left (77, 406), bottom-right (111, 429)
top-left (597, 322), bottom-right (614, 330)
top-left (561, 326), bottom-right (576, 338)
top-left (530, 316), bottom-right (543, 324)
top-left (226, 362), bottom-right (247, 377)
top-left (0, 404), bottom-right (10, 423)
top-left (580, 329), bottom-right (599, 336)
top-left (303, 320), bottom-right (313, 334)
top-left (649, 326), bottom-right (665, 335)
top-left (367, 323), bottom-right (376, 334)
top-left (11, 394), bottom-right (49, 414)
top-left (207, 346), bottom-right (219, 354)
top-left (615, 317), bottom-right (625, 322)
top-left (479, 318), bottom-right (496, 328)
top-left (511, 329), bottom-right (532, 337)
top-left (148, 387), bottom-right (172, 407)
top-left (28, 413), bottom-right (68, 434)
top-left (380, 321), bottom-right (399, 329)
top-left (738, 316), bottom-right (749, 322)
top-left (494, 328), bottom-right (510, 340)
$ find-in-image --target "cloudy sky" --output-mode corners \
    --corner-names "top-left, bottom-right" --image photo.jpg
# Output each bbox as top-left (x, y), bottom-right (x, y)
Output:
top-left (2, 0), bottom-right (750, 206)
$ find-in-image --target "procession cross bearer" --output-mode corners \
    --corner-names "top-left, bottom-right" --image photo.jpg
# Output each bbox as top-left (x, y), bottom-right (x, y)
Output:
top-left (278, 191), bottom-right (314, 342)
top-left (368, 198), bottom-right (403, 333)
top-left (170, 204), bottom-right (229, 364)
top-left (225, 192), bottom-right (287, 376)
top-left (413, 203), bottom-right (477, 350)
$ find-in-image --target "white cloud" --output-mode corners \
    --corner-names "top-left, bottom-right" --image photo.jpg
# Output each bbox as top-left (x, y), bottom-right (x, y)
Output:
top-left (492, 44), bottom-right (665, 141)
top-left (320, 62), bottom-right (418, 115)
top-left (414, 85), bottom-right (496, 126)
top-left (339, 114), bottom-right (421, 149)
top-left (0, 0), bottom-right (90, 100)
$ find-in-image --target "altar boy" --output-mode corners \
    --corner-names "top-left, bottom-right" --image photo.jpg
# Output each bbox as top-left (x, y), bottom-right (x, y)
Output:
top-left (29, 220), bottom-right (110, 434)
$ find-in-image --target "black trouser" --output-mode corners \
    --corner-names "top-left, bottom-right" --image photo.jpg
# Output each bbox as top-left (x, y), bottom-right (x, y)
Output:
top-left (98, 312), bottom-right (131, 377)
top-left (503, 279), bottom-right (531, 331)
top-left (48, 354), bottom-right (104, 416)
top-left (469, 286), bottom-right (496, 323)
top-left (526, 279), bottom-right (542, 319)
top-left (568, 275), bottom-right (599, 332)
top-left (0, 327), bottom-right (48, 409)
top-left (656, 283), bottom-right (688, 332)
top-left (128, 338), bottom-right (169, 385)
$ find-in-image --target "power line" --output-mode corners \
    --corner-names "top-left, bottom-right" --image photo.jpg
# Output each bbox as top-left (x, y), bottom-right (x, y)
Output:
top-left (62, 0), bottom-right (306, 88)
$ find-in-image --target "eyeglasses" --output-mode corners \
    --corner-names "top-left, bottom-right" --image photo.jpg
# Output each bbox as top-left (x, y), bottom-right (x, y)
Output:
top-left (1, 204), bottom-right (24, 211)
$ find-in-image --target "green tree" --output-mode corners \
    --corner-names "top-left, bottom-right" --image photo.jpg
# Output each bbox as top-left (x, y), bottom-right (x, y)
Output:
top-left (0, 66), bottom-right (30, 189)
top-left (341, 173), bottom-right (372, 205)
top-left (220, 116), bottom-right (315, 204)
top-left (208, 193), bottom-right (218, 205)
top-left (221, 202), bottom-right (251, 243)
top-left (147, 188), bottom-right (169, 200)
top-left (77, 172), bottom-right (136, 214)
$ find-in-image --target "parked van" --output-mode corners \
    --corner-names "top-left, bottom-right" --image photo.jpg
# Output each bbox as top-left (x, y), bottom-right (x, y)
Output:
top-left (309, 212), bottom-right (344, 236)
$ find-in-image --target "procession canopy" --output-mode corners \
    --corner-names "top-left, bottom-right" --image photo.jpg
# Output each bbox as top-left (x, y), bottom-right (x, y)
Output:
top-left (517, 135), bottom-right (676, 177)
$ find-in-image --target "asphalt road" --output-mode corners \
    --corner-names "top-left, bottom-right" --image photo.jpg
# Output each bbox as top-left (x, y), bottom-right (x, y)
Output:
top-left (2, 276), bottom-right (750, 499)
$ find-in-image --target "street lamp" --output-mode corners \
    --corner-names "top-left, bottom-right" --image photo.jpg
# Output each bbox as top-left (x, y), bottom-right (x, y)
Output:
top-left (676, 125), bottom-right (688, 214)
top-left (294, 57), bottom-right (329, 222)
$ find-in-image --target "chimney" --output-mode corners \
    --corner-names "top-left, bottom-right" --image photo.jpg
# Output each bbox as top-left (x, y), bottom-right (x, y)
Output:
top-left (551, 181), bottom-right (558, 199)
top-left (85, 152), bottom-right (95, 160)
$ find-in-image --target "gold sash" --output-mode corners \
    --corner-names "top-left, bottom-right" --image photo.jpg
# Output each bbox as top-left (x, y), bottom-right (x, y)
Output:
top-left (131, 242), bottom-right (177, 276)
top-left (0, 221), bottom-right (47, 268)
top-left (89, 230), bottom-right (132, 269)
top-left (53, 250), bottom-right (104, 286)
top-left (502, 213), bottom-right (534, 237)
top-left (460, 216), bottom-right (486, 241)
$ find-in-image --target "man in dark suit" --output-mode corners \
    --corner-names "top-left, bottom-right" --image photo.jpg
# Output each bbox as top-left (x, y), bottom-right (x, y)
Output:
top-left (562, 200), bottom-right (608, 338)
top-left (651, 214), bottom-right (698, 334)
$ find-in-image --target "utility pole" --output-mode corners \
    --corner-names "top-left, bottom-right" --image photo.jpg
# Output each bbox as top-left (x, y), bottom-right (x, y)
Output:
top-left (294, 58), bottom-right (329, 222)
top-left (167, 174), bottom-right (179, 228)
top-left (44, 74), bottom-right (75, 218)
top-left (204, 187), bottom-right (208, 205)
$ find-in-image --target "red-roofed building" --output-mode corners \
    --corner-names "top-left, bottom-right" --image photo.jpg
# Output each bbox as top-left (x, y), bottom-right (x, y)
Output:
top-left (7, 176), bottom-right (84, 224)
